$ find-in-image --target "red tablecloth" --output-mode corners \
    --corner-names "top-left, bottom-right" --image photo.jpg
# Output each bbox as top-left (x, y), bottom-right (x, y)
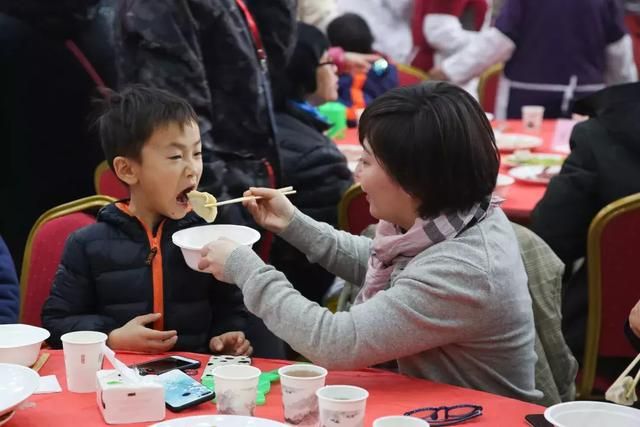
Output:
top-left (11, 350), bottom-right (544, 426)
top-left (336, 120), bottom-right (563, 224)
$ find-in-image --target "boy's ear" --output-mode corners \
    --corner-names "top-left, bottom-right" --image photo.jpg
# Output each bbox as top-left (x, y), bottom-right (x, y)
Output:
top-left (112, 156), bottom-right (139, 186)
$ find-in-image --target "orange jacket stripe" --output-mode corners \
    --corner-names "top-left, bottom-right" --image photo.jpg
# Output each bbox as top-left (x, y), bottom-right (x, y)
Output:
top-left (115, 202), bottom-right (166, 330)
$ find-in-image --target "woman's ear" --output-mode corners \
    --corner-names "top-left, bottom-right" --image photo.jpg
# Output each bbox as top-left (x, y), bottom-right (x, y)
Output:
top-left (112, 156), bottom-right (138, 186)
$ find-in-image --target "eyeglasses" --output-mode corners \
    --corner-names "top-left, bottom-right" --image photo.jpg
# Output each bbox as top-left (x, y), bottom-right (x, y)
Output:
top-left (403, 404), bottom-right (483, 426)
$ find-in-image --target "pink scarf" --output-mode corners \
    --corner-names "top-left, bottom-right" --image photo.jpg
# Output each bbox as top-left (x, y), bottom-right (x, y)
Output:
top-left (354, 196), bottom-right (502, 304)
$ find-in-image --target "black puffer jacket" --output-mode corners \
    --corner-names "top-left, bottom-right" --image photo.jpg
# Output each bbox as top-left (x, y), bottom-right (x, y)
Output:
top-left (270, 104), bottom-right (353, 302)
top-left (115, 0), bottom-right (296, 222)
top-left (42, 203), bottom-right (247, 352)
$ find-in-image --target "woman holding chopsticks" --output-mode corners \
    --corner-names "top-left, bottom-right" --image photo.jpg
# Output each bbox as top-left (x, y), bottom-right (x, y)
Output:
top-left (198, 82), bottom-right (542, 403)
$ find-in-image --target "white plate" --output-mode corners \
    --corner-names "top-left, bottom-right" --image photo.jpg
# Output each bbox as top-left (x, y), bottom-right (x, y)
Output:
top-left (494, 133), bottom-right (543, 151)
top-left (545, 401), bottom-right (640, 427)
top-left (0, 363), bottom-right (40, 417)
top-left (508, 165), bottom-right (561, 184)
top-left (151, 415), bottom-right (287, 427)
top-left (503, 152), bottom-right (565, 168)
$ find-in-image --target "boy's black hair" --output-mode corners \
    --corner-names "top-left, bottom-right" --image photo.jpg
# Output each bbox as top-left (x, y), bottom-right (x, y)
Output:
top-left (326, 13), bottom-right (374, 54)
top-left (95, 85), bottom-right (198, 170)
top-left (358, 82), bottom-right (499, 218)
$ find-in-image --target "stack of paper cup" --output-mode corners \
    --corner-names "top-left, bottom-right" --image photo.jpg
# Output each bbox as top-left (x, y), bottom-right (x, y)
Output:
top-left (213, 364), bottom-right (261, 416)
top-left (316, 385), bottom-right (369, 427)
top-left (60, 331), bottom-right (107, 393)
top-left (278, 364), bottom-right (328, 426)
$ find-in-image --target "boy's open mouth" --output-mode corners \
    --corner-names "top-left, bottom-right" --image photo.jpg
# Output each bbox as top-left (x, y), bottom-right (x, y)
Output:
top-left (177, 185), bottom-right (196, 205)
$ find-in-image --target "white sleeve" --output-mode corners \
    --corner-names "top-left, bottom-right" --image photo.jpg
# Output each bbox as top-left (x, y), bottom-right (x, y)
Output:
top-left (297, 0), bottom-right (338, 32)
top-left (604, 34), bottom-right (638, 85)
top-left (440, 27), bottom-right (515, 85)
top-left (423, 14), bottom-right (477, 56)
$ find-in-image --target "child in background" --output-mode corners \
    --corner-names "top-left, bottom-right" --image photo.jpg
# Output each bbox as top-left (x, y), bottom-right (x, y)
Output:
top-left (42, 86), bottom-right (252, 356)
top-left (327, 13), bottom-right (398, 126)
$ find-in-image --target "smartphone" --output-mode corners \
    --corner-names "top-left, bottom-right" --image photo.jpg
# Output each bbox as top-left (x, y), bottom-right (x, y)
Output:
top-left (525, 414), bottom-right (553, 427)
top-left (131, 355), bottom-right (201, 376)
top-left (157, 369), bottom-right (215, 412)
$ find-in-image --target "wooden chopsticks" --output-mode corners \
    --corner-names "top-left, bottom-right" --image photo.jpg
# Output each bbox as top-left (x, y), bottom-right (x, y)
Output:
top-left (204, 186), bottom-right (296, 207)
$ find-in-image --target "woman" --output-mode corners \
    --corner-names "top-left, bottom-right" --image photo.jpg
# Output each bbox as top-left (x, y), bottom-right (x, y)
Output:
top-left (199, 82), bottom-right (541, 402)
top-left (270, 22), bottom-right (353, 304)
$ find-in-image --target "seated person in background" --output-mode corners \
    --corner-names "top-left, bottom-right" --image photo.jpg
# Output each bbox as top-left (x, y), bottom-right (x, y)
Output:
top-left (270, 22), bottom-right (353, 304)
top-left (0, 236), bottom-right (19, 324)
top-left (42, 86), bottom-right (251, 356)
top-left (429, 0), bottom-right (637, 119)
top-left (626, 298), bottom-right (640, 351)
top-left (327, 13), bottom-right (398, 125)
top-left (530, 82), bottom-right (640, 360)
top-left (198, 82), bottom-right (542, 402)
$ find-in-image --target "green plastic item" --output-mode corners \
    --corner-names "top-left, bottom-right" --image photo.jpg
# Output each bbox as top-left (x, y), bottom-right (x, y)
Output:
top-left (318, 102), bottom-right (347, 139)
top-left (201, 369), bottom-right (280, 406)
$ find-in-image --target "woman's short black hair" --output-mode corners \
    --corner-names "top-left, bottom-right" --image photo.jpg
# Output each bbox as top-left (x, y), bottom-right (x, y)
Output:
top-left (358, 82), bottom-right (499, 218)
top-left (94, 85), bottom-right (198, 170)
top-left (327, 13), bottom-right (374, 54)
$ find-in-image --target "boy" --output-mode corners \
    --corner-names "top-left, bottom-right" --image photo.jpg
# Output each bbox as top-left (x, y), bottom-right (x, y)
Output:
top-left (327, 13), bottom-right (398, 125)
top-left (42, 86), bottom-right (252, 355)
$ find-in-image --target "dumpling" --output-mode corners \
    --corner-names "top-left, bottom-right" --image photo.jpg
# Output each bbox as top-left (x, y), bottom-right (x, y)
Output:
top-left (187, 190), bottom-right (218, 223)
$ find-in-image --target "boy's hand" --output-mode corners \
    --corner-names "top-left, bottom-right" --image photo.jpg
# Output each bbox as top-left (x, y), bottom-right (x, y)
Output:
top-left (198, 238), bottom-right (241, 282)
top-left (209, 331), bottom-right (253, 356)
top-left (107, 313), bottom-right (178, 354)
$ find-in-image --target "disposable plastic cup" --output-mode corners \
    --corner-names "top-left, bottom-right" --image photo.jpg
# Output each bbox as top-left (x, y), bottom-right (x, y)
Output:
top-left (316, 385), bottom-right (369, 427)
top-left (213, 364), bottom-right (261, 416)
top-left (60, 331), bottom-right (107, 393)
top-left (278, 364), bottom-right (328, 426)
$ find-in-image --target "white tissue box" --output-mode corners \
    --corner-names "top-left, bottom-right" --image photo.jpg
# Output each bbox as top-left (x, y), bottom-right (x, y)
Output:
top-left (96, 369), bottom-right (165, 424)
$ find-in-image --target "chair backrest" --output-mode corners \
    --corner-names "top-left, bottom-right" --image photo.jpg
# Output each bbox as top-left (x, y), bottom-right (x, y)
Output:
top-left (578, 192), bottom-right (640, 398)
top-left (511, 223), bottom-right (577, 406)
top-left (478, 63), bottom-right (503, 114)
top-left (19, 195), bottom-right (114, 326)
top-left (337, 183), bottom-right (377, 235)
top-left (94, 161), bottom-right (129, 200)
top-left (396, 63), bottom-right (429, 87)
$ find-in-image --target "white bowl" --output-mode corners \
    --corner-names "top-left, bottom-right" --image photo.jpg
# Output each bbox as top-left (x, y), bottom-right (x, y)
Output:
top-left (172, 224), bottom-right (261, 272)
top-left (0, 363), bottom-right (40, 417)
top-left (545, 401), bottom-right (640, 427)
top-left (495, 174), bottom-right (515, 199)
top-left (0, 324), bottom-right (50, 366)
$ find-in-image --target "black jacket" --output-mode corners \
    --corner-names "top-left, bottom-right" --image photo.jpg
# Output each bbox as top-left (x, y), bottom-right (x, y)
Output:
top-left (0, 1), bottom-right (117, 266)
top-left (115, 0), bottom-right (296, 218)
top-left (276, 104), bottom-right (354, 225)
top-left (42, 203), bottom-right (247, 352)
top-left (270, 104), bottom-right (353, 302)
top-left (530, 82), bottom-right (640, 356)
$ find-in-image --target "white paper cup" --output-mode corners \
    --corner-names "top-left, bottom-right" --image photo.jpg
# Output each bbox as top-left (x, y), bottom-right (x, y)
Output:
top-left (60, 331), bottom-right (107, 393)
top-left (279, 364), bottom-right (328, 426)
top-left (316, 385), bottom-right (369, 427)
top-left (213, 364), bottom-right (261, 416)
top-left (521, 105), bottom-right (545, 132)
top-left (373, 416), bottom-right (430, 427)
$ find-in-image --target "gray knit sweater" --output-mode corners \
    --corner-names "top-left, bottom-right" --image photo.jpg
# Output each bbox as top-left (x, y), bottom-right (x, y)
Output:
top-left (225, 208), bottom-right (542, 402)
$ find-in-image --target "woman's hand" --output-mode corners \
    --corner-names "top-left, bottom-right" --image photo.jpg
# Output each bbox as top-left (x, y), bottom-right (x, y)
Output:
top-left (242, 187), bottom-right (295, 234)
top-left (198, 238), bottom-right (241, 282)
top-left (209, 331), bottom-right (253, 356)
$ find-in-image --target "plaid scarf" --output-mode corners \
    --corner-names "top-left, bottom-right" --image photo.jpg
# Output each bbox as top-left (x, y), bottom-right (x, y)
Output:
top-left (353, 196), bottom-right (502, 305)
